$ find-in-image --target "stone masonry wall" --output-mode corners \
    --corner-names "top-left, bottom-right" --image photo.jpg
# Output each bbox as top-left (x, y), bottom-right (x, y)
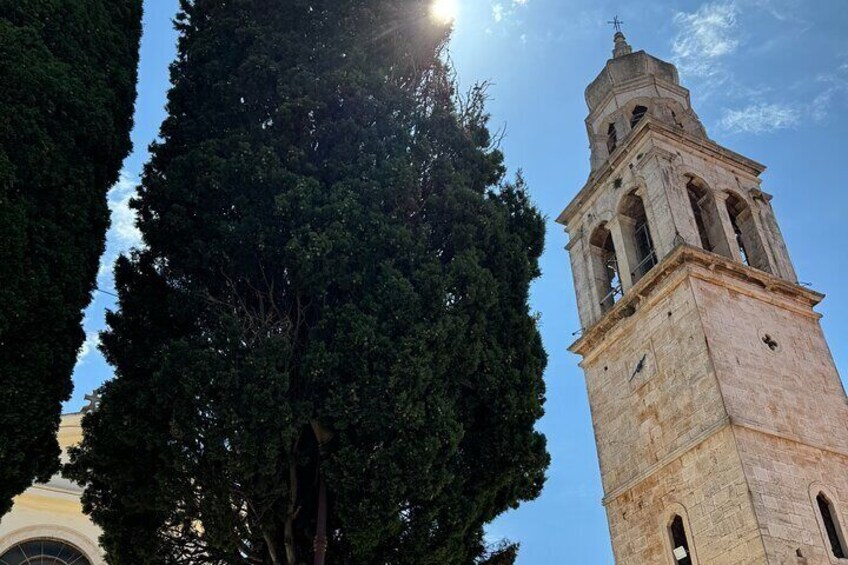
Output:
top-left (606, 426), bottom-right (767, 565)
top-left (583, 270), bottom-right (727, 495)
top-left (581, 257), bottom-right (848, 565)
top-left (735, 426), bottom-right (848, 565)
top-left (691, 273), bottom-right (848, 455)
top-left (689, 269), bottom-right (848, 564)
top-left (565, 129), bottom-right (796, 329)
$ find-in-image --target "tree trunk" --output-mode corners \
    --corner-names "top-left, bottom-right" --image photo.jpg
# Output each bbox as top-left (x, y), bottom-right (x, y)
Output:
top-left (284, 442), bottom-right (299, 565)
top-left (313, 474), bottom-right (328, 565)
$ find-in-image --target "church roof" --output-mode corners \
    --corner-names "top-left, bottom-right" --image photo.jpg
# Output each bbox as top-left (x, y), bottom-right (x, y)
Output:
top-left (585, 33), bottom-right (680, 111)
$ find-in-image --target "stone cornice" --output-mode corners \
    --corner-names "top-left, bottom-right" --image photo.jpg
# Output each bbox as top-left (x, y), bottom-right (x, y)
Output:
top-left (569, 244), bottom-right (824, 358)
top-left (601, 418), bottom-right (848, 507)
top-left (731, 418), bottom-right (848, 461)
top-left (601, 416), bottom-right (731, 506)
top-left (557, 119), bottom-right (767, 226)
top-left (29, 482), bottom-right (83, 497)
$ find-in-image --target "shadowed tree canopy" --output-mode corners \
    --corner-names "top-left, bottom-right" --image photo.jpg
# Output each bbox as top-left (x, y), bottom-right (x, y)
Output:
top-left (67, 1), bottom-right (549, 563)
top-left (0, 0), bottom-right (142, 516)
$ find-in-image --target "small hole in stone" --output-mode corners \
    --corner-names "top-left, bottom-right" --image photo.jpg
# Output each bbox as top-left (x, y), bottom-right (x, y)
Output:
top-left (762, 334), bottom-right (779, 352)
top-left (667, 311), bottom-right (672, 318)
top-left (604, 366), bottom-right (608, 372)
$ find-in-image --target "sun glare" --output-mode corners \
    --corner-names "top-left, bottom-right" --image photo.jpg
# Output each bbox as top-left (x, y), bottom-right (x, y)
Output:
top-left (430, 0), bottom-right (458, 25)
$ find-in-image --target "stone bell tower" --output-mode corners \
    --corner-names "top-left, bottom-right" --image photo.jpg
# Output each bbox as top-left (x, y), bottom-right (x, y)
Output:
top-left (559, 32), bottom-right (848, 564)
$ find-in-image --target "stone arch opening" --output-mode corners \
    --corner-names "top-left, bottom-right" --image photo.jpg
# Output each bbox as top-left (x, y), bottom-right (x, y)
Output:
top-left (669, 515), bottom-right (693, 564)
top-left (660, 505), bottom-right (700, 565)
top-left (589, 223), bottom-right (621, 313)
top-left (725, 192), bottom-right (770, 272)
top-left (619, 190), bottom-right (656, 283)
top-left (631, 105), bottom-right (648, 128)
top-left (684, 176), bottom-right (728, 257)
top-left (607, 122), bottom-right (618, 155)
top-left (687, 178), bottom-right (713, 252)
top-left (816, 491), bottom-right (847, 559)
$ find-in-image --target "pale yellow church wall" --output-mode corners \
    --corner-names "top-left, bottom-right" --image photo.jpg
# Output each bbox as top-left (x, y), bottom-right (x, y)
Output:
top-left (581, 264), bottom-right (771, 562)
top-left (0, 414), bottom-right (104, 564)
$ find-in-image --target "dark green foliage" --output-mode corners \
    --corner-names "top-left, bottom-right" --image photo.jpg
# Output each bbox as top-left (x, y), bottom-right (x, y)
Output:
top-left (478, 542), bottom-right (520, 565)
top-left (0, 1), bottom-right (142, 516)
top-left (67, 1), bottom-right (548, 563)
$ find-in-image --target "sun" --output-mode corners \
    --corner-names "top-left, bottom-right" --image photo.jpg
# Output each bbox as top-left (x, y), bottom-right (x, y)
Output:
top-left (430, 0), bottom-right (458, 24)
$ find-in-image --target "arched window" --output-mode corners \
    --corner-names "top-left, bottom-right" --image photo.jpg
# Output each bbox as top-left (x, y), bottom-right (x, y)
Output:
top-left (620, 191), bottom-right (657, 283)
top-left (669, 515), bottom-right (693, 565)
top-left (607, 123), bottom-right (618, 154)
top-left (0, 539), bottom-right (92, 565)
top-left (687, 180), bottom-right (713, 252)
top-left (671, 109), bottom-right (685, 129)
top-left (685, 177), bottom-right (729, 257)
top-left (725, 193), bottom-right (769, 272)
top-left (816, 492), bottom-right (847, 559)
top-left (590, 224), bottom-right (622, 313)
top-left (631, 105), bottom-right (648, 128)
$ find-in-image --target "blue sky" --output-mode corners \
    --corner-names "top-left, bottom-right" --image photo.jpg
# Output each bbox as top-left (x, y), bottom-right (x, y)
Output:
top-left (71, 1), bottom-right (848, 562)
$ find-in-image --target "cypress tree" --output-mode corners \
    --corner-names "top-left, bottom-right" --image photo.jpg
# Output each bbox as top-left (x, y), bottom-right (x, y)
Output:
top-left (0, 1), bottom-right (142, 515)
top-left (67, 1), bottom-right (548, 563)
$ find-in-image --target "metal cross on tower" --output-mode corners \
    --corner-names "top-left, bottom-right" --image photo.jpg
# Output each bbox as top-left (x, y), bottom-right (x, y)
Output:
top-left (607, 15), bottom-right (624, 33)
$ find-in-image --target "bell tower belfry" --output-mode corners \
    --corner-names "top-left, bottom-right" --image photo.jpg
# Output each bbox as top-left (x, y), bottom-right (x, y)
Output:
top-left (559, 33), bottom-right (848, 564)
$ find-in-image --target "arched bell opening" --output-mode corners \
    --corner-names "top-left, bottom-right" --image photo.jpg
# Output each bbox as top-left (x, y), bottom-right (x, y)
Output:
top-left (589, 223), bottom-right (622, 313)
top-left (725, 192), bottom-right (770, 273)
top-left (619, 190), bottom-right (657, 284)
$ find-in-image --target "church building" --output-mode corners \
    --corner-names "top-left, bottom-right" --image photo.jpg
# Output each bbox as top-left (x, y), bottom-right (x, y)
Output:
top-left (559, 31), bottom-right (848, 564)
top-left (0, 413), bottom-right (102, 564)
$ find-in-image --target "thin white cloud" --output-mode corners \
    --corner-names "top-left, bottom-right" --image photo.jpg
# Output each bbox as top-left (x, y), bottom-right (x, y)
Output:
top-left (108, 171), bottom-right (142, 249)
top-left (493, 3), bottom-right (504, 22)
top-left (671, 0), bottom-right (833, 135)
top-left (491, 0), bottom-right (530, 25)
top-left (718, 59), bottom-right (848, 135)
top-left (96, 255), bottom-right (114, 286)
top-left (672, 1), bottom-right (740, 80)
top-left (77, 331), bottom-right (100, 364)
top-left (745, 0), bottom-right (803, 22)
top-left (811, 63), bottom-right (848, 121)
top-left (98, 170), bottom-right (144, 288)
top-left (718, 103), bottom-right (801, 134)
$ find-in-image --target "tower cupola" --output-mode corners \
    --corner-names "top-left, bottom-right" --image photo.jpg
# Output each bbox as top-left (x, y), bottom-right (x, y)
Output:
top-left (585, 34), bottom-right (707, 171)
